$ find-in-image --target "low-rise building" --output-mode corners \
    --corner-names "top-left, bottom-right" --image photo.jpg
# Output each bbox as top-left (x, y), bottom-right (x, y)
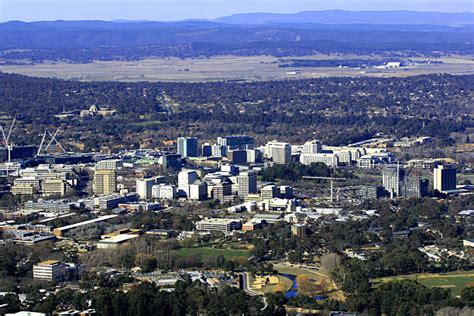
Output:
top-left (33, 260), bottom-right (66, 282)
top-left (196, 218), bottom-right (242, 233)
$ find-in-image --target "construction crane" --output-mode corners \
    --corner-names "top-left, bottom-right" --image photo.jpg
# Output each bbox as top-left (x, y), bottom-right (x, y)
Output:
top-left (302, 176), bottom-right (347, 203)
top-left (37, 128), bottom-right (66, 155)
top-left (0, 117), bottom-right (16, 162)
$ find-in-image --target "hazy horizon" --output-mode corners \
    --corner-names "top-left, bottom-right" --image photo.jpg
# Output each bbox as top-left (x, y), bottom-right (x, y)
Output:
top-left (1, 0), bottom-right (473, 22)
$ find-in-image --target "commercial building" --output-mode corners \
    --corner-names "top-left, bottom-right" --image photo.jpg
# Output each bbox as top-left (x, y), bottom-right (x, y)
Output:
top-left (227, 150), bottom-right (247, 164)
top-left (237, 171), bottom-right (257, 198)
top-left (158, 153), bottom-right (182, 170)
top-left (178, 169), bottom-right (199, 197)
top-left (433, 165), bottom-right (457, 192)
top-left (33, 260), bottom-right (66, 282)
top-left (300, 153), bottom-right (339, 168)
top-left (201, 143), bottom-right (212, 157)
top-left (401, 177), bottom-right (429, 198)
top-left (177, 137), bottom-right (198, 158)
top-left (93, 193), bottom-right (138, 210)
top-left (261, 185), bottom-right (279, 200)
top-left (217, 135), bottom-right (255, 155)
top-left (211, 181), bottom-right (233, 202)
top-left (302, 140), bottom-right (322, 154)
top-left (152, 184), bottom-right (176, 199)
top-left (97, 229), bottom-right (142, 249)
top-left (196, 218), bottom-right (242, 233)
top-left (188, 181), bottom-right (208, 201)
top-left (382, 165), bottom-right (405, 198)
top-left (266, 141), bottom-right (291, 164)
top-left (42, 179), bottom-right (67, 197)
top-left (93, 169), bottom-right (116, 195)
top-left (53, 215), bottom-right (119, 237)
top-left (136, 177), bottom-right (163, 200)
top-left (95, 159), bottom-right (123, 170)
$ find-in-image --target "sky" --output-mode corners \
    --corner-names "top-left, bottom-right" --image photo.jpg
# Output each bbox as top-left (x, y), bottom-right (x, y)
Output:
top-left (0, 0), bottom-right (472, 22)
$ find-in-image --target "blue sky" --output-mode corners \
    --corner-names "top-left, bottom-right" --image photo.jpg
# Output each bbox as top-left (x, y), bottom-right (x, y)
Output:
top-left (0, 0), bottom-right (472, 22)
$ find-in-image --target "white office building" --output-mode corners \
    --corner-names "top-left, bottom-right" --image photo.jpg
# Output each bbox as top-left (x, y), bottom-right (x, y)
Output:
top-left (152, 184), bottom-right (176, 199)
top-left (300, 153), bottom-right (339, 168)
top-left (266, 141), bottom-right (292, 164)
top-left (178, 169), bottom-right (198, 197)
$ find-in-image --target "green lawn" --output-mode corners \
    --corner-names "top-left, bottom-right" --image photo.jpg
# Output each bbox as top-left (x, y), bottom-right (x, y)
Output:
top-left (373, 271), bottom-right (474, 296)
top-left (174, 247), bottom-right (250, 260)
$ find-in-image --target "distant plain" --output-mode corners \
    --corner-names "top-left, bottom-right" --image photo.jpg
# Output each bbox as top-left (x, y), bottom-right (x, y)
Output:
top-left (1, 54), bottom-right (473, 82)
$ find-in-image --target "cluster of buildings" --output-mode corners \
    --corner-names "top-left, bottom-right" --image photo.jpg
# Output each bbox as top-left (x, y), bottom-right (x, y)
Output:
top-left (382, 164), bottom-right (458, 198)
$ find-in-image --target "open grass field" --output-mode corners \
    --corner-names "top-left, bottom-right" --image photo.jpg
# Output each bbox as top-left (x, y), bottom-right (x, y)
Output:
top-left (173, 247), bottom-right (250, 260)
top-left (1, 54), bottom-right (473, 82)
top-left (373, 271), bottom-right (474, 296)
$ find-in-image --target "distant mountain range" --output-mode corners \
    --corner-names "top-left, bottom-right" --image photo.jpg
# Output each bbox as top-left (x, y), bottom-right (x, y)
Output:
top-left (214, 10), bottom-right (474, 26)
top-left (0, 10), bottom-right (472, 63)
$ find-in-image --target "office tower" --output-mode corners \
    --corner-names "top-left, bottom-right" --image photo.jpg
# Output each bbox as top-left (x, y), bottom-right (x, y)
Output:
top-left (136, 177), bottom-right (157, 200)
top-left (152, 184), bottom-right (177, 199)
top-left (95, 159), bottom-right (123, 170)
top-left (266, 141), bottom-right (292, 164)
top-left (211, 144), bottom-right (224, 157)
top-left (279, 186), bottom-right (294, 199)
top-left (188, 181), bottom-right (208, 200)
top-left (94, 169), bottom-right (117, 195)
top-left (201, 143), bottom-right (212, 157)
top-left (433, 165), bottom-right (457, 192)
top-left (212, 181), bottom-right (232, 202)
top-left (178, 169), bottom-right (198, 197)
top-left (302, 140), bottom-right (322, 154)
top-left (227, 150), bottom-right (247, 164)
top-left (300, 153), bottom-right (339, 167)
top-left (261, 185), bottom-right (279, 200)
top-left (382, 165), bottom-right (405, 198)
top-left (237, 171), bottom-right (257, 197)
top-left (158, 154), bottom-right (182, 170)
top-left (217, 135), bottom-right (255, 156)
top-left (402, 177), bottom-right (429, 198)
top-left (177, 137), bottom-right (198, 158)
top-left (42, 179), bottom-right (67, 197)
top-left (33, 260), bottom-right (66, 282)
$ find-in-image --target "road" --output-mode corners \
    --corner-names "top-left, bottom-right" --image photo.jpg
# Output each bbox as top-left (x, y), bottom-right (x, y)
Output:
top-left (241, 272), bottom-right (268, 310)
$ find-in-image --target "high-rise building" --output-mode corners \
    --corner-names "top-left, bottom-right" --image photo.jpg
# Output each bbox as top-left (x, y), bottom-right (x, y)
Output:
top-left (211, 144), bottom-right (224, 157)
top-left (212, 181), bottom-right (232, 202)
top-left (302, 140), bottom-right (322, 154)
top-left (95, 159), bottom-right (123, 170)
top-left (136, 177), bottom-right (158, 200)
top-left (178, 169), bottom-right (198, 197)
top-left (152, 184), bottom-right (176, 199)
top-left (433, 165), bottom-right (457, 192)
top-left (42, 179), bottom-right (67, 197)
top-left (217, 135), bottom-right (255, 153)
top-left (201, 143), bottom-right (212, 157)
top-left (237, 171), bottom-right (257, 197)
top-left (382, 165), bottom-right (405, 198)
top-left (261, 185), bottom-right (279, 200)
top-left (401, 177), bottom-right (429, 198)
top-left (266, 141), bottom-right (292, 164)
top-left (227, 150), bottom-right (248, 164)
top-left (177, 137), bottom-right (198, 158)
top-left (188, 181), bottom-right (208, 200)
top-left (94, 169), bottom-right (117, 195)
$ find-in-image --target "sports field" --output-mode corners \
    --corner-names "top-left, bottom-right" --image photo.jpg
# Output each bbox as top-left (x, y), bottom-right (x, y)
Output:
top-left (173, 247), bottom-right (250, 260)
top-left (373, 271), bottom-right (474, 296)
